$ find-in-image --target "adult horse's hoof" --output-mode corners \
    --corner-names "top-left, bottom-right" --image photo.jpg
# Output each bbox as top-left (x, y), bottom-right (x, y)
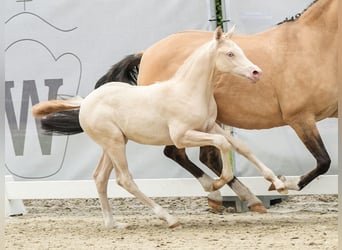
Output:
top-left (208, 198), bottom-right (223, 211)
top-left (249, 203), bottom-right (267, 213)
top-left (207, 190), bottom-right (223, 211)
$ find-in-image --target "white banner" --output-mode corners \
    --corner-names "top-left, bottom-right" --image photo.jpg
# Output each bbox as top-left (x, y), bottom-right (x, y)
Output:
top-left (5, 0), bottom-right (337, 183)
top-left (5, 0), bottom-right (212, 180)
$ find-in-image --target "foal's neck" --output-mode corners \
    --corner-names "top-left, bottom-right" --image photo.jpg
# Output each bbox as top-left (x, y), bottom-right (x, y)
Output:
top-left (172, 41), bottom-right (217, 94)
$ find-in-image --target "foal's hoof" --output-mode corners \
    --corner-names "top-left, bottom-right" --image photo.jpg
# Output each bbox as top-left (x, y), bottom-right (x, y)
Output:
top-left (169, 221), bottom-right (182, 229)
top-left (277, 187), bottom-right (289, 195)
top-left (268, 183), bottom-right (288, 194)
top-left (114, 222), bottom-right (130, 229)
top-left (268, 183), bottom-right (288, 193)
top-left (166, 216), bottom-right (181, 229)
top-left (248, 203), bottom-right (267, 213)
top-left (268, 175), bottom-right (288, 194)
top-left (104, 221), bottom-right (130, 229)
top-left (268, 183), bottom-right (276, 191)
top-left (208, 198), bottom-right (223, 212)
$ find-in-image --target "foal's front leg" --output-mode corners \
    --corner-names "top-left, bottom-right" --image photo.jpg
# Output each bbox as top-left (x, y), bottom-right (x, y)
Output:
top-left (173, 126), bottom-right (234, 191)
top-left (216, 128), bottom-right (288, 194)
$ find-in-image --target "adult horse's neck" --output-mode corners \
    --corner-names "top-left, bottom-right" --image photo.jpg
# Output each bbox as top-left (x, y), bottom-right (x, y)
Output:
top-left (275, 0), bottom-right (336, 64)
top-left (297, 0), bottom-right (336, 32)
top-left (171, 41), bottom-right (217, 94)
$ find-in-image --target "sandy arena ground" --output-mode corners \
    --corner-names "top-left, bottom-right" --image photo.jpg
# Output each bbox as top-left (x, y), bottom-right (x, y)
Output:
top-left (5, 194), bottom-right (338, 249)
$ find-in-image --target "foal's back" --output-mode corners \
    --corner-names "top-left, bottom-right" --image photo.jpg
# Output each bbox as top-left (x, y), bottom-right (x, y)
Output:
top-left (79, 82), bottom-right (175, 145)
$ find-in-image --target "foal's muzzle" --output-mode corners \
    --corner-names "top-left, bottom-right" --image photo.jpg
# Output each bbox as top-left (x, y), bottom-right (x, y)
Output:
top-left (248, 66), bottom-right (262, 83)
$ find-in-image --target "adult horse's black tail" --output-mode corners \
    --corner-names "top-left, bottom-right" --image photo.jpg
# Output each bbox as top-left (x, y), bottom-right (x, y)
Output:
top-left (39, 53), bottom-right (143, 135)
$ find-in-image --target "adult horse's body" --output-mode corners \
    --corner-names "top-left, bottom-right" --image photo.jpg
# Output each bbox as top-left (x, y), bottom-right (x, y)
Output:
top-left (127, 0), bottom-right (337, 192)
top-left (33, 28), bottom-right (273, 228)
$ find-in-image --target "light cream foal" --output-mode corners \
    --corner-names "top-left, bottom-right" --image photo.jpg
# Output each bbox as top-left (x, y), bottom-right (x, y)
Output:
top-left (33, 27), bottom-right (282, 228)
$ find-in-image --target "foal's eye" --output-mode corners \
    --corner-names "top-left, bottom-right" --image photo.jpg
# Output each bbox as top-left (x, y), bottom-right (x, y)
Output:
top-left (227, 52), bottom-right (234, 57)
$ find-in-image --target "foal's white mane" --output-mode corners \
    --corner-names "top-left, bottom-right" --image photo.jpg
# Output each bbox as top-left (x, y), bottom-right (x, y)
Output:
top-left (171, 35), bottom-right (219, 84)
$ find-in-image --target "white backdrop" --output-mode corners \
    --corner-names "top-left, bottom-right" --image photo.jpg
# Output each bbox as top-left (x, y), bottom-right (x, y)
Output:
top-left (5, 0), bottom-right (337, 183)
top-left (5, 0), bottom-right (212, 181)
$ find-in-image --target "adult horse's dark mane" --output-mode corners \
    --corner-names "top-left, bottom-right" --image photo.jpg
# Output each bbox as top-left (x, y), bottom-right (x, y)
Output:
top-left (94, 53), bottom-right (141, 88)
top-left (277, 0), bottom-right (319, 25)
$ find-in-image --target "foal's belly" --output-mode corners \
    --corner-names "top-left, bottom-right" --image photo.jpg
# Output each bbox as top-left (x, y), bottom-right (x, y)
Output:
top-left (120, 119), bottom-right (174, 146)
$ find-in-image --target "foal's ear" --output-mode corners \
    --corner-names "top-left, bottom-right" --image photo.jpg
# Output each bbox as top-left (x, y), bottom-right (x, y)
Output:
top-left (225, 25), bottom-right (236, 39)
top-left (214, 26), bottom-right (223, 41)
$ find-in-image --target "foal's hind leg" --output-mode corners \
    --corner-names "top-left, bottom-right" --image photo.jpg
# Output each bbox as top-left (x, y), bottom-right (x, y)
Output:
top-left (93, 152), bottom-right (128, 229)
top-left (199, 146), bottom-right (266, 213)
top-left (107, 141), bottom-right (179, 228)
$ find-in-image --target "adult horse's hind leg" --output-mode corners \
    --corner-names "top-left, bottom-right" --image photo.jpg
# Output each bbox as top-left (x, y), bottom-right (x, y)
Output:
top-left (273, 119), bottom-right (331, 191)
top-left (199, 146), bottom-right (266, 213)
top-left (163, 146), bottom-right (223, 211)
top-left (93, 152), bottom-right (128, 229)
top-left (164, 145), bottom-right (266, 213)
top-left (107, 141), bottom-right (180, 228)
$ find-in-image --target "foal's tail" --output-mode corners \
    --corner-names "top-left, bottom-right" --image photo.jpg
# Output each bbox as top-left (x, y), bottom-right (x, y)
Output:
top-left (33, 53), bottom-right (143, 136)
top-left (32, 97), bottom-right (84, 135)
top-left (32, 97), bottom-right (82, 118)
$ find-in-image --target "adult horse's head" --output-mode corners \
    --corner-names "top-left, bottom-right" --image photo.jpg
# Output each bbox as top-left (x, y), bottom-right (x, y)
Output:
top-left (214, 26), bottom-right (262, 83)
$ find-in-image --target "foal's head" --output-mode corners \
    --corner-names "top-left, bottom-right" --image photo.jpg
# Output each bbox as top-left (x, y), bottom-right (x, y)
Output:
top-left (214, 26), bottom-right (262, 83)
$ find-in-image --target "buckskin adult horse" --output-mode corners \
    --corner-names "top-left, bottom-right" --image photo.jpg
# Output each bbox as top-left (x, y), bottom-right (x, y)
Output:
top-left (97, 0), bottom-right (337, 201)
top-left (138, 0), bottom-right (337, 190)
top-left (38, 0), bottom-right (337, 213)
top-left (33, 27), bottom-right (275, 228)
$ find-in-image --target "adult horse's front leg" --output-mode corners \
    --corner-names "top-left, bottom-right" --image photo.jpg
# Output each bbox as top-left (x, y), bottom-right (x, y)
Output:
top-left (273, 118), bottom-right (331, 191)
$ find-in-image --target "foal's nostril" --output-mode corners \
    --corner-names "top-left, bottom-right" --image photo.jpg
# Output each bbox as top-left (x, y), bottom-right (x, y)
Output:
top-left (253, 70), bottom-right (259, 75)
